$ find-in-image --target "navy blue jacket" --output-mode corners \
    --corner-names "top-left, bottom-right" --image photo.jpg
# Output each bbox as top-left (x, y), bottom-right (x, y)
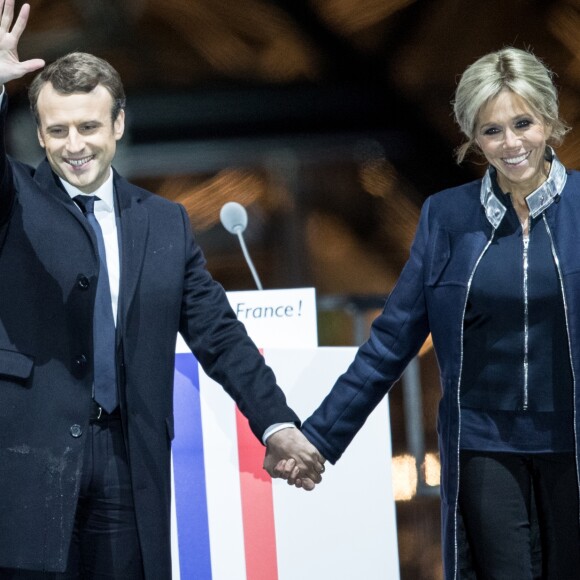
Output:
top-left (303, 155), bottom-right (579, 579)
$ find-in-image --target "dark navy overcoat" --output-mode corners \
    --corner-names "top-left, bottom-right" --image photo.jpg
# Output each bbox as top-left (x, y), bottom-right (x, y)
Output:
top-left (0, 98), bottom-right (298, 577)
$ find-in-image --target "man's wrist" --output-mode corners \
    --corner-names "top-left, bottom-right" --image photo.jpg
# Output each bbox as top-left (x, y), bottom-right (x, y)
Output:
top-left (262, 423), bottom-right (296, 445)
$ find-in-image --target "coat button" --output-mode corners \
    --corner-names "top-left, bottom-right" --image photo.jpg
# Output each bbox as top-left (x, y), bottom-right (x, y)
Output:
top-left (77, 275), bottom-right (90, 290)
top-left (70, 424), bottom-right (83, 438)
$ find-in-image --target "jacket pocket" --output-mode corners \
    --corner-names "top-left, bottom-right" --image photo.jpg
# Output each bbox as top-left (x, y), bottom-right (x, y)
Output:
top-left (427, 227), bottom-right (451, 286)
top-left (427, 228), bottom-right (487, 288)
top-left (0, 348), bottom-right (34, 383)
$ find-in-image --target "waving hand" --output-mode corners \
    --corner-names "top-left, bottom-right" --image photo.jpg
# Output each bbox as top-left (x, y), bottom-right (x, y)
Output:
top-left (0, 0), bottom-right (44, 86)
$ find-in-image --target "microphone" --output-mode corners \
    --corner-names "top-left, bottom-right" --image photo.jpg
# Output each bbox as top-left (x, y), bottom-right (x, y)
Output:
top-left (220, 202), bottom-right (263, 290)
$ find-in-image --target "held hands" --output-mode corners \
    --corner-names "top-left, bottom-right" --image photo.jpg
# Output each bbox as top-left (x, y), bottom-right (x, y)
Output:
top-left (0, 0), bottom-right (44, 86)
top-left (263, 427), bottom-right (326, 491)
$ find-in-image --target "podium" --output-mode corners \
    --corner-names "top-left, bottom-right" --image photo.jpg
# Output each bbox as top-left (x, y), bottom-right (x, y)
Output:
top-left (170, 289), bottom-right (400, 579)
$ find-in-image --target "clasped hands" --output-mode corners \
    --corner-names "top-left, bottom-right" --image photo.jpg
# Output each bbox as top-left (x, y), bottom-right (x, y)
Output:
top-left (263, 428), bottom-right (326, 491)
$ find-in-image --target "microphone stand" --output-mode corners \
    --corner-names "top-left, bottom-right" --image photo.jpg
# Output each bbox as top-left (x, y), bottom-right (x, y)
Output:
top-left (220, 201), bottom-right (264, 291)
top-left (234, 226), bottom-right (263, 291)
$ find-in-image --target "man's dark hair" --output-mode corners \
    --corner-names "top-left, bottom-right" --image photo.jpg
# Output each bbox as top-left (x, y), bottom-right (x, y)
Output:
top-left (28, 52), bottom-right (126, 125)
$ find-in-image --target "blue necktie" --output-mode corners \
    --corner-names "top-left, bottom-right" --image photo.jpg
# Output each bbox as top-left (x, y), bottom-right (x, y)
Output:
top-left (74, 195), bottom-right (118, 413)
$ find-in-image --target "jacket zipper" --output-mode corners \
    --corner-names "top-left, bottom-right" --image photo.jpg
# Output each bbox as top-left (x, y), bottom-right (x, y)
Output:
top-left (522, 231), bottom-right (530, 410)
top-left (453, 230), bottom-right (495, 580)
top-left (543, 215), bottom-right (580, 518)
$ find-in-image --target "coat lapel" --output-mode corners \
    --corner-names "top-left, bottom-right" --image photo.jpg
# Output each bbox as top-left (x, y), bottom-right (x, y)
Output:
top-left (33, 158), bottom-right (98, 250)
top-left (114, 170), bottom-right (149, 334)
top-left (34, 158), bottom-right (84, 214)
top-left (34, 160), bottom-right (150, 336)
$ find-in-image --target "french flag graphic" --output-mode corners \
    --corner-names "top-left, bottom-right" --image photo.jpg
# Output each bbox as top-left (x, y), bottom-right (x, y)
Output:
top-left (170, 347), bottom-right (400, 580)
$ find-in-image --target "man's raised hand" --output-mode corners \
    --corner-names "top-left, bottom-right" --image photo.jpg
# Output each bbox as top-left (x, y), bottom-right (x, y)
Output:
top-left (0, 1), bottom-right (44, 86)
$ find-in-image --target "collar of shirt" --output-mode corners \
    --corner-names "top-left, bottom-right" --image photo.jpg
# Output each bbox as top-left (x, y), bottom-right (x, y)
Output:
top-left (479, 147), bottom-right (568, 229)
top-left (60, 170), bottom-right (115, 214)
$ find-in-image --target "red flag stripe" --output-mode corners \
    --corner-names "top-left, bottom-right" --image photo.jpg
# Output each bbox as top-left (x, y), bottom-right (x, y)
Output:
top-left (236, 409), bottom-right (279, 580)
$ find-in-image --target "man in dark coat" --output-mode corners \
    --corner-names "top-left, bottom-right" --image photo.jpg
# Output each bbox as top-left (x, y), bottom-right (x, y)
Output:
top-left (0, 1), bottom-right (324, 577)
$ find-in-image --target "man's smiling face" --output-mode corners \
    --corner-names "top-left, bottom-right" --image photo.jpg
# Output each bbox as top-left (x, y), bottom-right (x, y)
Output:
top-left (36, 82), bottom-right (125, 193)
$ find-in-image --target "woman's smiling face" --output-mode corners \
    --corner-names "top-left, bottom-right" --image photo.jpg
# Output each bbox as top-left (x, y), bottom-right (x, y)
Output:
top-left (476, 89), bottom-right (552, 196)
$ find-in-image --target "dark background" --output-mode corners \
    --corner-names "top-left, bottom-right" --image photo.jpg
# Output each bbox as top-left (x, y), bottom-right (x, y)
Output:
top-left (10, 1), bottom-right (580, 577)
